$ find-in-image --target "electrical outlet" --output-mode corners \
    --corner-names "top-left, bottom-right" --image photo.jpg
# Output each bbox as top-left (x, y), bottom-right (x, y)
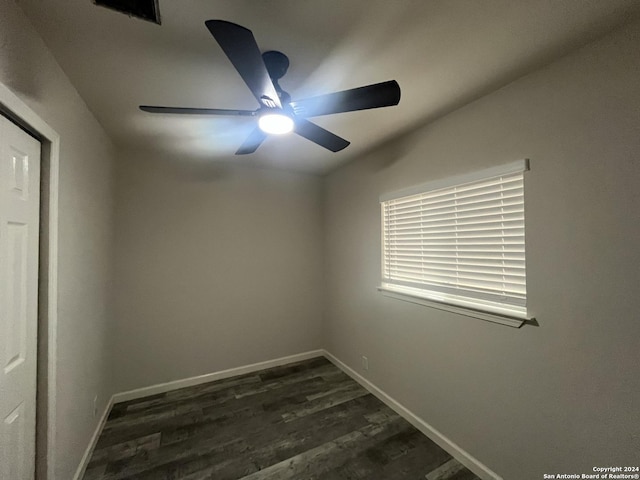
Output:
top-left (93, 395), bottom-right (98, 418)
top-left (361, 355), bottom-right (369, 371)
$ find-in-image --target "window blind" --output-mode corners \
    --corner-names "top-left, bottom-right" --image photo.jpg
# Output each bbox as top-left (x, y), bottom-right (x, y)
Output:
top-left (381, 167), bottom-right (527, 314)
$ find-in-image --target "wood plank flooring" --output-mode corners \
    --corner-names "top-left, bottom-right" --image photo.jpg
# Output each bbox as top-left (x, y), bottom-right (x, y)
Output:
top-left (83, 357), bottom-right (481, 480)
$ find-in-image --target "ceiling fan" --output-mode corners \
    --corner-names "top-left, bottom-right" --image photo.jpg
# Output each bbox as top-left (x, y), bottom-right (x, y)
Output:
top-left (140, 20), bottom-right (401, 155)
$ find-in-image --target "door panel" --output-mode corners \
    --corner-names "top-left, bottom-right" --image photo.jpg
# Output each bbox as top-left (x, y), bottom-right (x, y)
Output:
top-left (3, 402), bottom-right (26, 479)
top-left (4, 222), bottom-right (28, 374)
top-left (0, 115), bottom-right (41, 480)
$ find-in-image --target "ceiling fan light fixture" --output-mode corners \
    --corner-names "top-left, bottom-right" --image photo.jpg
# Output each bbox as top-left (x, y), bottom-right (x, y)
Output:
top-left (258, 113), bottom-right (294, 135)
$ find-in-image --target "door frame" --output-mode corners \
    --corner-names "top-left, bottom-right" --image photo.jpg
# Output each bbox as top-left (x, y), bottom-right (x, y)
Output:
top-left (0, 81), bottom-right (59, 480)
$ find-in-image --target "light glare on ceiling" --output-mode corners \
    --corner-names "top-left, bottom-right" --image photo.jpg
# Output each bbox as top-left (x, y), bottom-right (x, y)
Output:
top-left (258, 113), bottom-right (294, 134)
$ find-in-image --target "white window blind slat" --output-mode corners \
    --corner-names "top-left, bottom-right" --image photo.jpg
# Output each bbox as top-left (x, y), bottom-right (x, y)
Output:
top-left (384, 176), bottom-right (523, 206)
top-left (385, 258), bottom-right (525, 270)
top-left (385, 185), bottom-right (523, 212)
top-left (381, 168), bottom-right (528, 316)
top-left (386, 201), bottom-right (524, 220)
top-left (386, 209), bottom-right (524, 230)
top-left (386, 262), bottom-right (526, 276)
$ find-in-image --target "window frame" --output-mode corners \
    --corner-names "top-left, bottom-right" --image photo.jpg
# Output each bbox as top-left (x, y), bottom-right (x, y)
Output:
top-left (378, 160), bottom-right (534, 328)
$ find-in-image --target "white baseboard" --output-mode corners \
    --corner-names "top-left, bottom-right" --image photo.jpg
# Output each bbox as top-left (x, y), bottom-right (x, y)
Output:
top-left (112, 350), bottom-right (324, 404)
top-left (72, 395), bottom-right (114, 480)
top-left (322, 349), bottom-right (502, 480)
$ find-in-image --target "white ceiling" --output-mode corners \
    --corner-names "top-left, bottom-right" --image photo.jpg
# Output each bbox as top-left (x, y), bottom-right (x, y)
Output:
top-left (18, 0), bottom-right (640, 174)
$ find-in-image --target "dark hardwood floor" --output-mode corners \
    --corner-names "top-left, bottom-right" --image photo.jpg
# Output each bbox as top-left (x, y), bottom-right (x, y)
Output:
top-left (83, 357), bottom-right (481, 480)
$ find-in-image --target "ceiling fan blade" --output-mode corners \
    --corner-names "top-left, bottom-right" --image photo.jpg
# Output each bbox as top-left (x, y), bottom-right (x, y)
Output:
top-left (294, 119), bottom-right (350, 152)
top-left (140, 106), bottom-right (256, 116)
top-left (236, 127), bottom-right (267, 155)
top-left (290, 80), bottom-right (401, 117)
top-left (205, 20), bottom-right (282, 110)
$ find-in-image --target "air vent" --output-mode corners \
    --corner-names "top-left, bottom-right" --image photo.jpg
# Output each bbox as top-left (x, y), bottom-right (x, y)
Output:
top-left (93, 0), bottom-right (161, 24)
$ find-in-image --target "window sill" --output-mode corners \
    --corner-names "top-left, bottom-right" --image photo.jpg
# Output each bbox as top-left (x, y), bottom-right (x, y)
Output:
top-left (377, 286), bottom-right (533, 328)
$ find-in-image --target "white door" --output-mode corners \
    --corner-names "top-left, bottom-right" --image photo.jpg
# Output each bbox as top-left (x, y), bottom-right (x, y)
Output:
top-left (0, 114), bottom-right (41, 480)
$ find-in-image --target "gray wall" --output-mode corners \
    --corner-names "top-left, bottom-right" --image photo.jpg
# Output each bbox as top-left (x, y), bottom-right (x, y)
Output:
top-left (0, 1), bottom-right (116, 478)
top-left (323, 20), bottom-right (640, 479)
top-left (112, 153), bottom-right (324, 392)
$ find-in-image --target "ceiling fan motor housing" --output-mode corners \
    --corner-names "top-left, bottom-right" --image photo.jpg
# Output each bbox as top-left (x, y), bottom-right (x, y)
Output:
top-left (262, 51), bottom-right (289, 80)
top-left (262, 51), bottom-right (291, 104)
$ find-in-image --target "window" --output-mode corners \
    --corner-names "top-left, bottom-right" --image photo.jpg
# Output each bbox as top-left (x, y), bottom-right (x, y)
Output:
top-left (379, 160), bottom-right (530, 326)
